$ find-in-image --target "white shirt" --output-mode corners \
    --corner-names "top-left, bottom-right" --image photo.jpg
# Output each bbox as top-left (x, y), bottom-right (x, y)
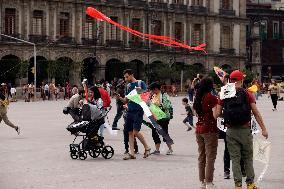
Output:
top-left (44, 84), bottom-right (49, 91)
top-left (10, 88), bottom-right (16, 94)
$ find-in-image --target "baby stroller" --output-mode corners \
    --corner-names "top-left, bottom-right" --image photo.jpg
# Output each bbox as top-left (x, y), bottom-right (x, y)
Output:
top-left (66, 103), bottom-right (114, 160)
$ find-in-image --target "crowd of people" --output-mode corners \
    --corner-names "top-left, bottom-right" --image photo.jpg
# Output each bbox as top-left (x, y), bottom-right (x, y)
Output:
top-left (1, 68), bottom-right (280, 189)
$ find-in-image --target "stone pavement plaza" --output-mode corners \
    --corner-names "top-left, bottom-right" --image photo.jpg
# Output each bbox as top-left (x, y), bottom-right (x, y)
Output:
top-left (0, 96), bottom-right (283, 189)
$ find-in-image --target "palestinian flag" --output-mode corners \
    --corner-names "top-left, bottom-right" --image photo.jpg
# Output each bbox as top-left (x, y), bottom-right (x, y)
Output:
top-left (126, 89), bottom-right (174, 145)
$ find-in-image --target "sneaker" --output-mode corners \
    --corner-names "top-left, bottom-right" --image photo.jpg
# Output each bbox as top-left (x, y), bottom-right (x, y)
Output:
top-left (247, 183), bottom-right (259, 189)
top-left (166, 149), bottom-right (173, 155)
top-left (15, 126), bottom-right (20, 135)
top-left (200, 182), bottom-right (206, 189)
top-left (124, 150), bottom-right (129, 154)
top-left (187, 127), bottom-right (192, 131)
top-left (235, 186), bottom-right (242, 189)
top-left (151, 150), bottom-right (160, 155)
top-left (224, 171), bottom-right (230, 179)
top-left (206, 182), bottom-right (217, 189)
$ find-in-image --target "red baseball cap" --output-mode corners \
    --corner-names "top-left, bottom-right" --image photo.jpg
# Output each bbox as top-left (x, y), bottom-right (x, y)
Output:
top-left (230, 70), bottom-right (245, 81)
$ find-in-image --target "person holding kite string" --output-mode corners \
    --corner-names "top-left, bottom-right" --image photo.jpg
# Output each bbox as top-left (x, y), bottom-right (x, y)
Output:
top-left (193, 77), bottom-right (219, 189)
top-left (215, 70), bottom-right (268, 189)
top-left (115, 69), bottom-right (151, 160)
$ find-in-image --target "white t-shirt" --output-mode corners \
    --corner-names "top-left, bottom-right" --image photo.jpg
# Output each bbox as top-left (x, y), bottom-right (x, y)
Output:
top-left (44, 84), bottom-right (49, 91)
top-left (10, 88), bottom-right (16, 94)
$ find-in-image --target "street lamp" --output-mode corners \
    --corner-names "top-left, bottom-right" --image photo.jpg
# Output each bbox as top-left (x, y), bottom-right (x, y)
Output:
top-left (0, 34), bottom-right (37, 89)
top-left (146, 6), bottom-right (157, 83)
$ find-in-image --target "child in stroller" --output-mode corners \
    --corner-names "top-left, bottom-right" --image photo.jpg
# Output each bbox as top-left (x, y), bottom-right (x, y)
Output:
top-left (66, 103), bottom-right (114, 160)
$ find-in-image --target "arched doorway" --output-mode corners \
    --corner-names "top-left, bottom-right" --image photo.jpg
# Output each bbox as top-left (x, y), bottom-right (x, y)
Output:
top-left (147, 61), bottom-right (163, 83)
top-left (221, 64), bottom-right (232, 72)
top-left (105, 58), bottom-right (122, 82)
top-left (28, 56), bottom-right (48, 85)
top-left (192, 63), bottom-right (205, 73)
top-left (0, 55), bottom-right (21, 85)
top-left (82, 57), bottom-right (98, 85)
top-left (129, 59), bottom-right (144, 79)
top-left (53, 57), bottom-right (73, 85)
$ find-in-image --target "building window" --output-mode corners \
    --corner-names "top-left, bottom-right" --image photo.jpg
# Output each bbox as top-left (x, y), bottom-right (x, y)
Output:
top-left (192, 0), bottom-right (203, 6)
top-left (273, 22), bottom-right (279, 39)
top-left (193, 24), bottom-right (202, 45)
top-left (282, 22), bottom-right (284, 39)
top-left (172, 0), bottom-right (184, 4)
top-left (260, 20), bottom-right (267, 40)
top-left (175, 22), bottom-right (182, 41)
top-left (220, 0), bottom-right (232, 9)
top-left (4, 8), bottom-right (16, 35)
top-left (109, 16), bottom-right (119, 40)
top-left (32, 10), bottom-right (43, 35)
top-left (60, 12), bottom-right (69, 37)
top-left (131, 18), bottom-right (141, 42)
top-left (85, 16), bottom-right (94, 39)
top-left (153, 20), bottom-right (162, 36)
top-left (151, 0), bottom-right (164, 2)
top-left (221, 25), bottom-right (232, 49)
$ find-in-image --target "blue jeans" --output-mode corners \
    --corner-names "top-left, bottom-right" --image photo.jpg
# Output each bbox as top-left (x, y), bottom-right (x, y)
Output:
top-left (183, 116), bottom-right (193, 126)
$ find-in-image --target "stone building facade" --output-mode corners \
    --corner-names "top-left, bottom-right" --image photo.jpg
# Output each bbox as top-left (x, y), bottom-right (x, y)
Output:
top-left (0, 0), bottom-right (247, 86)
top-left (247, 1), bottom-right (284, 81)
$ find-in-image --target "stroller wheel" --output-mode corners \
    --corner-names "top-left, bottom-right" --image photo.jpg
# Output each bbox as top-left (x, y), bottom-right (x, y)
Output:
top-left (101, 146), bottom-right (114, 159)
top-left (78, 150), bottom-right (88, 160)
top-left (70, 151), bottom-right (78, 159)
top-left (89, 147), bottom-right (101, 158)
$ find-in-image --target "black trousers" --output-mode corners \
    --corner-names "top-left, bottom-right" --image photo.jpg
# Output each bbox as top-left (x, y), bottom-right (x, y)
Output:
top-left (112, 104), bottom-right (124, 129)
top-left (151, 119), bottom-right (170, 145)
top-left (224, 137), bottom-right (245, 174)
top-left (271, 94), bottom-right (278, 109)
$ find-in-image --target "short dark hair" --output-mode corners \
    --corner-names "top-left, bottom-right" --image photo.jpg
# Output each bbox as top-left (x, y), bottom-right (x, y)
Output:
top-left (148, 82), bottom-right (161, 90)
top-left (182, 98), bottom-right (188, 103)
top-left (123, 69), bottom-right (133, 75)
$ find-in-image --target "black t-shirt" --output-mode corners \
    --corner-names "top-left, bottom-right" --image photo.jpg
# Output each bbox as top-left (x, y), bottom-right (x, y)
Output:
top-left (185, 105), bottom-right (193, 116)
top-left (0, 92), bottom-right (5, 101)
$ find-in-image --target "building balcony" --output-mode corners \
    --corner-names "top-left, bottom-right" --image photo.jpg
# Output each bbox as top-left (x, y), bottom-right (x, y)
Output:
top-left (150, 43), bottom-right (167, 51)
top-left (84, 0), bottom-right (102, 4)
top-left (56, 36), bottom-right (76, 45)
top-left (105, 39), bottom-right (124, 47)
top-left (149, 2), bottom-right (168, 11)
top-left (29, 35), bottom-right (48, 44)
top-left (219, 9), bottom-right (236, 16)
top-left (127, 0), bottom-right (147, 8)
top-left (128, 40), bottom-right (145, 49)
top-left (189, 6), bottom-right (208, 14)
top-left (219, 48), bottom-right (235, 55)
top-left (105, 0), bottom-right (124, 5)
top-left (81, 38), bottom-right (99, 45)
top-left (169, 4), bottom-right (188, 12)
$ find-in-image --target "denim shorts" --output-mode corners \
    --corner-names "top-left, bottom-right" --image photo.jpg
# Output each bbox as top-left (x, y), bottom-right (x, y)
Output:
top-left (183, 116), bottom-right (193, 126)
top-left (124, 110), bottom-right (144, 132)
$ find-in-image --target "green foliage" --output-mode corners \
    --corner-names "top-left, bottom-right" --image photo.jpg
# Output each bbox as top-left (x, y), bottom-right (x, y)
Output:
top-left (17, 60), bottom-right (29, 79)
top-left (47, 60), bottom-right (71, 85)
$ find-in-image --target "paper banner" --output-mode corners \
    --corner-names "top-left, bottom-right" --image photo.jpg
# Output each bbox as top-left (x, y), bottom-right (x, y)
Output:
top-left (220, 83), bottom-right (236, 100)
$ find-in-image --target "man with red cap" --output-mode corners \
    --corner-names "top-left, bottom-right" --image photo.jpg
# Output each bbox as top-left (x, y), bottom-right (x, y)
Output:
top-left (214, 70), bottom-right (268, 189)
